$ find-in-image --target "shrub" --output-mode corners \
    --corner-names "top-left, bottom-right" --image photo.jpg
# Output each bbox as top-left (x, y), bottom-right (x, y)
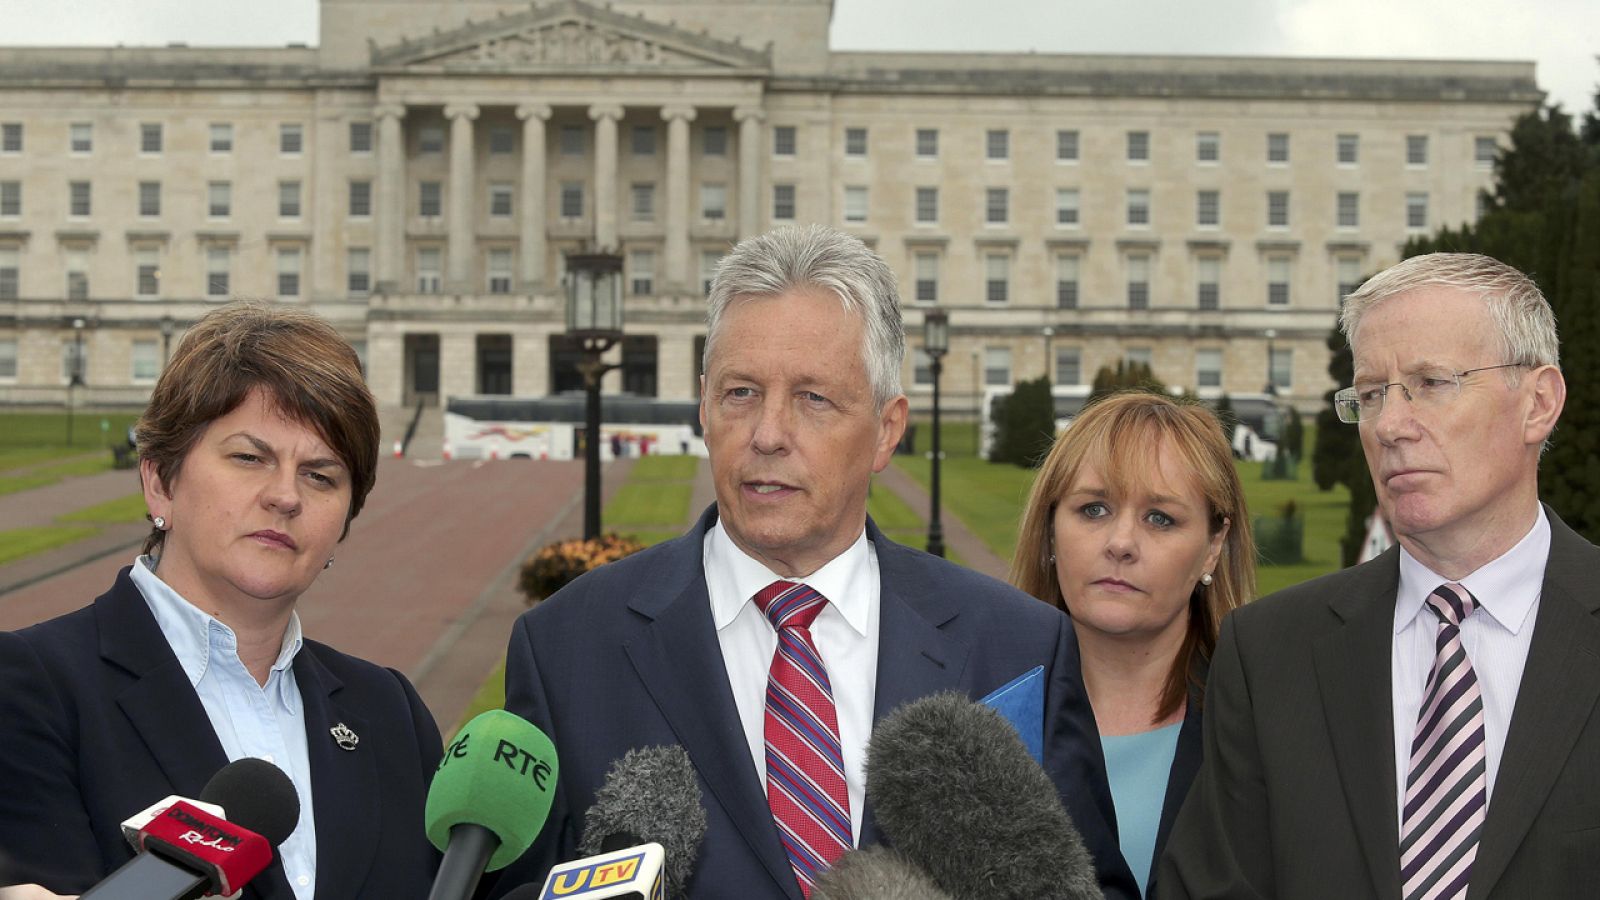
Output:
top-left (519, 533), bottom-right (645, 605)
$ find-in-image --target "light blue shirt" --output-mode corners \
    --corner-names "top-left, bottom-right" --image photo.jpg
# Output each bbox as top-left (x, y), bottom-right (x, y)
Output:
top-left (132, 556), bottom-right (318, 900)
top-left (1102, 721), bottom-right (1182, 898)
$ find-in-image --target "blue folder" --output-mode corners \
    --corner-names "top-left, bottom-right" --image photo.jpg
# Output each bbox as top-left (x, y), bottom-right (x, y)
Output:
top-left (980, 665), bottom-right (1045, 763)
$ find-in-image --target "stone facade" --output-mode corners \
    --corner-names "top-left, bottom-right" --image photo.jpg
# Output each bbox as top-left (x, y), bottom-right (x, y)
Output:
top-left (0, 0), bottom-right (1541, 418)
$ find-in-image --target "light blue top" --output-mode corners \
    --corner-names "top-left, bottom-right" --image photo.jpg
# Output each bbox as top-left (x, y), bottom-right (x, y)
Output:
top-left (132, 556), bottom-right (318, 900)
top-left (1102, 721), bottom-right (1183, 898)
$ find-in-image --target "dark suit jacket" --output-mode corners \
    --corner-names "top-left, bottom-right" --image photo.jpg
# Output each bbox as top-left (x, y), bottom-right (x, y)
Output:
top-left (1137, 677), bottom-right (1203, 899)
top-left (489, 508), bottom-right (1139, 900)
top-left (0, 567), bottom-right (444, 899)
top-left (1159, 508), bottom-right (1600, 899)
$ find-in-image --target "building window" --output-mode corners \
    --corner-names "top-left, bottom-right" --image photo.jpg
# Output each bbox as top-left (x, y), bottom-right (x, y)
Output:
top-left (208, 181), bottom-right (231, 218)
top-left (349, 121), bottom-right (373, 153)
top-left (0, 181), bottom-right (18, 217)
top-left (1336, 132), bottom-right (1359, 165)
top-left (1196, 256), bottom-right (1221, 310)
top-left (773, 125), bottom-right (796, 157)
top-left (984, 346), bottom-right (1012, 386)
top-left (985, 187), bottom-right (1009, 225)
top-left (1270, 347), bottom-right (1293, 389)
top-left (206, 246), bottom-right (230, 298)
top-left (0, 338), bottom-right (16, 380)
top-left (65, 249), bottom-right (89, 301)
top-left (487, 248), bottom-right (513, 294)
top-left (913, 348), bottom-right (933, 388)
top-left (631, 183), bottom-right (655, 221)
top-left (1056, 188), bottom-right (1080, 226)
top-left (419, 125), bottom-right (445, 155)
top-left (701, 250), bottom-right (722, 295)
top-left (131, 340), bottom-right (160, 384)
top-left (70, 122), bottom-right (93, 154)
top-left (559, 125), bottom-right (584, 156)
top-left (1196, 348), bottom-right (1223, 389)
top-left (1474, 136), bottom-right (1497, 169)
top-left (279, 123), bottom-right (303, 155)
top-left (630, 249), bottom-right (655, 296)
top-left (135, 248), bottom-right (159, 298)
top-left (0, 123), bottom-right (21, 153)
top-left (1196, 131), bottom-right (1220, 163)
top-left (1127, 254), bottom-right (1151, 309)
top-left (844, 127), bottom-right (868, 157)
top-left (139, 123), bottom-right (162, 154)
top-left (559, 182), bottom-right (584, 219)
top-left (1476, 191), bottom-right (1491, 222)
top-left (844, 186), bottom-right (868, 223)
top-left (1197, 189), bottom-right (1220, 227)
top-left (1126, 130), bottom-right (1149, 162)
top-left (1267, 256), bottom-right (1291, 306)
top-left (914, 252), bottom-right (939, 303)
top-left (984, 253), bottom-right (1010, 304)
top-left (1055, 347), bottom-right (1081, 385)
top-left (62, 338), bottom-right (88, 384)
top-left (488, 126), bottom-right (515, 155)
top-left (349, 180), bottom-right (372, 217)
top-left (69, 181), bottom-right (90, 217)
top-left (700, 182), bottom-right (727, 220)
top-left (631, 125), bottom-right (656, 156)
top-left (1267, 132), bottom-right (1290, 164)
top-left (986, 129), bottom-right (1009, 161)
top-left (772, 184), bottom-right (795, 220)
top-left (489, 182), bottom-right (513, 218)
top-left (416, 247), bottom-right (442, 293)
top-left (1336, 256), bottom-right (1363, 305)
top-left (1126, 188), bottom-right (1150, 227)
top-left (1126, 347), bottom-right (1153, 370)
top-left (915, 187), bottom-right (938, 224)
top-left (1337, 191), bottom-right (1359, 229)
top-left (278, 181), bottom-right (301, 218)
top-left (1406, 134), bottom-right (1429, 166)
top-left (1056, 253), bottom-right (1080, 309)
top-left (915, 128), bottom-right (938, 159)
top-left (276, 247), bottom-right (301, 298)
top-left (347, 247), bottom-right (370, 295)
top-left (702, 126), bottom-right (727, 156)
top-left (138, 181), bottom-right (161, 217)
top-left (420, 181), bottom-right (443, 217)
top-left (0, 247), bottom-right (17, 299)
top-left (1057, 129), bottom-right (1080, 162)
top-left (209, 123), bottom-right (232, 153)
top-left (1267, 190), bottom-right (1290, 228)
top-left (1406, 192), bottom-right (1429, 230)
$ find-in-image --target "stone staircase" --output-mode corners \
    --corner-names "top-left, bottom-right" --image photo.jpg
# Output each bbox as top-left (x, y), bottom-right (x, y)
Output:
top-left (378, 403), bottom-right (445, 460)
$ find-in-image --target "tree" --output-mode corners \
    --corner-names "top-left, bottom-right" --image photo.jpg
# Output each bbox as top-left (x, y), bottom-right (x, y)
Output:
top-left (1310, 322), bottom-right (1380, 565)
top-left (1282, 408), bottom-right (1305, 459)
top-left (1214, 393), bottom-right (1239, 445)
top-left (989, 375), bottom-right (1056, 468)
top-left (1087, 360), bottom-right (1165, 405)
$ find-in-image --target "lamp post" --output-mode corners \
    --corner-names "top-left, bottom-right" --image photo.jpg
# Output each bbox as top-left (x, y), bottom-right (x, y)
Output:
top-left (564, 249), bottom-right (625, 540)
top-left (923, 310), bottom-right (949, 558)
top-left (67, 317), bottom-right (85, 446)
top-left (1264, 327), bottom-right (1278, 396)
top-left (160, 315), bottom-right (175, 369)
top-left (1042, 325), bottom-right (1055, 381)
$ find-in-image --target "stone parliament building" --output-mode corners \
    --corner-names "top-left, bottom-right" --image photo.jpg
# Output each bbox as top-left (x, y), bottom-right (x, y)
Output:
top-left (0, 0), bottom-right (1542, 423)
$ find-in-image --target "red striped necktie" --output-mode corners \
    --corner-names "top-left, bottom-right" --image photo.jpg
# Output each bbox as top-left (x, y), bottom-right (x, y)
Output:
top-left (754, 580), bottom-right (852, 897)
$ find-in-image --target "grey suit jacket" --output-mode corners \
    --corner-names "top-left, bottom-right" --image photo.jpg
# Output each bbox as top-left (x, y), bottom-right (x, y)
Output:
top-left (1158, 507), bottom-right (1600, 900)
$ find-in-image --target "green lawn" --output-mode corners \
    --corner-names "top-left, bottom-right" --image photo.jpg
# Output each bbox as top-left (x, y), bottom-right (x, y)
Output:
top-left (0, 412), bottom-right (141, 451)
top-left (0, 524), bottom-right (101, 566)
top-left (58, 492), bottom-right (149, 524)
top-left (893, 455), bottom-right (1035, 561)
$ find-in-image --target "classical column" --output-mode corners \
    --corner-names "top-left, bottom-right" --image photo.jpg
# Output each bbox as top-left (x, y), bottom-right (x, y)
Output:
top-left (735, 106), bottom-right (764, 240)
top-left (661, 105), bottom-right (696, 291)
top-left (589, 104), bottom-right (623, 249)
top-left (516, 103), bottom-right (552, 292)
top-left (375, 104), bottom-right (407, 292)
top-left (444, 102), bottom-right (480, 292)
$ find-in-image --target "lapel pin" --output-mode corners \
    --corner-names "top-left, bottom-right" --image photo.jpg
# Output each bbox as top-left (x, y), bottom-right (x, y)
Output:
top-left (330, 722), bottom-right (359, 751)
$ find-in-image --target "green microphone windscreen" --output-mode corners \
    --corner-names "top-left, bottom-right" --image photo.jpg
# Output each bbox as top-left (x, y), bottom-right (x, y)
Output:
top-left (425, 709), bottom-right (559, 871)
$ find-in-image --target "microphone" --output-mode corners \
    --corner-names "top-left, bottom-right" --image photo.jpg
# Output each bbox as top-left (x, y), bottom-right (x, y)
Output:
top-left (865, 692), bottom-right (1101, 900)
top-left (81, 757), bottom-right (300, 900)
top-left (811, 846), bottom-right (954, 900)
top-left (535, 745), bottom-right (707, 900)
top-left (425, 710), bottom-right (559, 900)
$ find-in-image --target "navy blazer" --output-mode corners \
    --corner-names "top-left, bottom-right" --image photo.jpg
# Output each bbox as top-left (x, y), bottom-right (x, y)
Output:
top-left (489, 508), bottom-right (1139, 900)
top-left (0, 568), bottom-right (443, 899)
top-left (1139, 677), bottom-right (1203, 898)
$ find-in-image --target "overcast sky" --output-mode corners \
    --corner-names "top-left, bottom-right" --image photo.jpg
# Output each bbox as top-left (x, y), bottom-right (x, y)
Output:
top-left (5, 0), bottom-right (1594, 114)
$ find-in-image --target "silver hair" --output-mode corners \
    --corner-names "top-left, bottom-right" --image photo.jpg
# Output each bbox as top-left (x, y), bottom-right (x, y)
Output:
top-left (1339, 252), bottom-right (1560, 370)
top-left (704, 224), bottom-right (905, 408)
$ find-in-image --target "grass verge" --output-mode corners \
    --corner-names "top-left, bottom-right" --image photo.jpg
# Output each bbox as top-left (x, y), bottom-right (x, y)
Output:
top-left (0, 525), bottom-right (102, 566)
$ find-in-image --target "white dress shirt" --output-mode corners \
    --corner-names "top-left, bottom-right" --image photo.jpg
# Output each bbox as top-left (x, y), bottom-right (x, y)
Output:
top-left (1390, 507), bottom-right (1547, 831)
top-left (704, 522), bottom-right (880, 844)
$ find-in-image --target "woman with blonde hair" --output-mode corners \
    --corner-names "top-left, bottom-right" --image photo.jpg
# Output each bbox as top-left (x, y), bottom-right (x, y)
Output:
top-left (1012, 390), bottom-right (1254, 898)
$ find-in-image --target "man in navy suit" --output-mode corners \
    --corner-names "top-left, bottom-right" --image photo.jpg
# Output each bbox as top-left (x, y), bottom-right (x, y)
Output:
top-left (491, 224), bottom-right (1136, 899)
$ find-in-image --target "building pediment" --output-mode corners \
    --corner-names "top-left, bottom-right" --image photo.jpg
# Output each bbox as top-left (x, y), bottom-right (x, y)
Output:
top-left (370, 0), bottom-right (771, 74)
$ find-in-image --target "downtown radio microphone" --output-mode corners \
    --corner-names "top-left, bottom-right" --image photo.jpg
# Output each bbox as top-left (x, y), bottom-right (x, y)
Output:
top-left (81, 757), bottom-right (300, 900)
top-left (425, 710), bottom-right (559, 900)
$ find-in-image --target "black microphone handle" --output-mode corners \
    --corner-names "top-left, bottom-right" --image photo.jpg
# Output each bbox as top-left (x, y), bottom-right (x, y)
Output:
top-left (598, 831), bottom-right (647, 855)
top-left (79, 850), bottom-right (212, 900)
top-left (426, 823), bottom-right (502, 900)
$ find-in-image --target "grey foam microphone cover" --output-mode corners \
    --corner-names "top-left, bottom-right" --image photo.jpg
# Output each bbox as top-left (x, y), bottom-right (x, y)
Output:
top-left (812, 845), bottom-right (955, 900)
top-left (577, 745), bottom-right (707, 898)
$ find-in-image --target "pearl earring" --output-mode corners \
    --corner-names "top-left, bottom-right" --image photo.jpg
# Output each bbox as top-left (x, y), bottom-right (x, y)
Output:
top-left (1200, 572), bottom-right (1214, 586)
top-left (152, 516), bottom-right (166, 529)
top-left (324, 558), bottom-right (335, 570)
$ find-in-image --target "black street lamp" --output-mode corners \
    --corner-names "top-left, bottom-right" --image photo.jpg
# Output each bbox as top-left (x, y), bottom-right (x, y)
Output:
top-left (564, 249), bottom-right (625, 540)
top-left (1042, 325), bottom-right (1055, 380)
top-left (160, 314), bottom-right (175, 369)
top-left (67, 317), bottom-right (85, 446)
top-left (923, 309), bottom-right (949, 558)
top-left (1264, 327), bottom-right (1278, 396)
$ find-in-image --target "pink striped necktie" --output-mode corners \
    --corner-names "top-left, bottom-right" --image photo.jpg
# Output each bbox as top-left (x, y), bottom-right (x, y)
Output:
top-left (754, 580), bottom-right (852, 897)
top-left (1400, 582), bottom-right (1488, 900)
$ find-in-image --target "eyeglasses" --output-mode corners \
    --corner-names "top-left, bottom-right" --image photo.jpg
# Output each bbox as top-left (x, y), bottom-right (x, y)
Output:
top-left (1333, 363), bottom-right (1527, 424)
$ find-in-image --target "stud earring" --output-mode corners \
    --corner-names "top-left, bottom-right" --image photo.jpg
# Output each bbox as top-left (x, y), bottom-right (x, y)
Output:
top-left (324, 557), bottom-right (334, 570)
top-left (152, 515), bottom-right (167, 530)
top-left (1200, 572), bottom-right (1214, 586)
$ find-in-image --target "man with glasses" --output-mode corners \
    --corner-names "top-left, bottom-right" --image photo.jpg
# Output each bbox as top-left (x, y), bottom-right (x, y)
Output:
top-left (1160, 253), bottom-right (1591, 900)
